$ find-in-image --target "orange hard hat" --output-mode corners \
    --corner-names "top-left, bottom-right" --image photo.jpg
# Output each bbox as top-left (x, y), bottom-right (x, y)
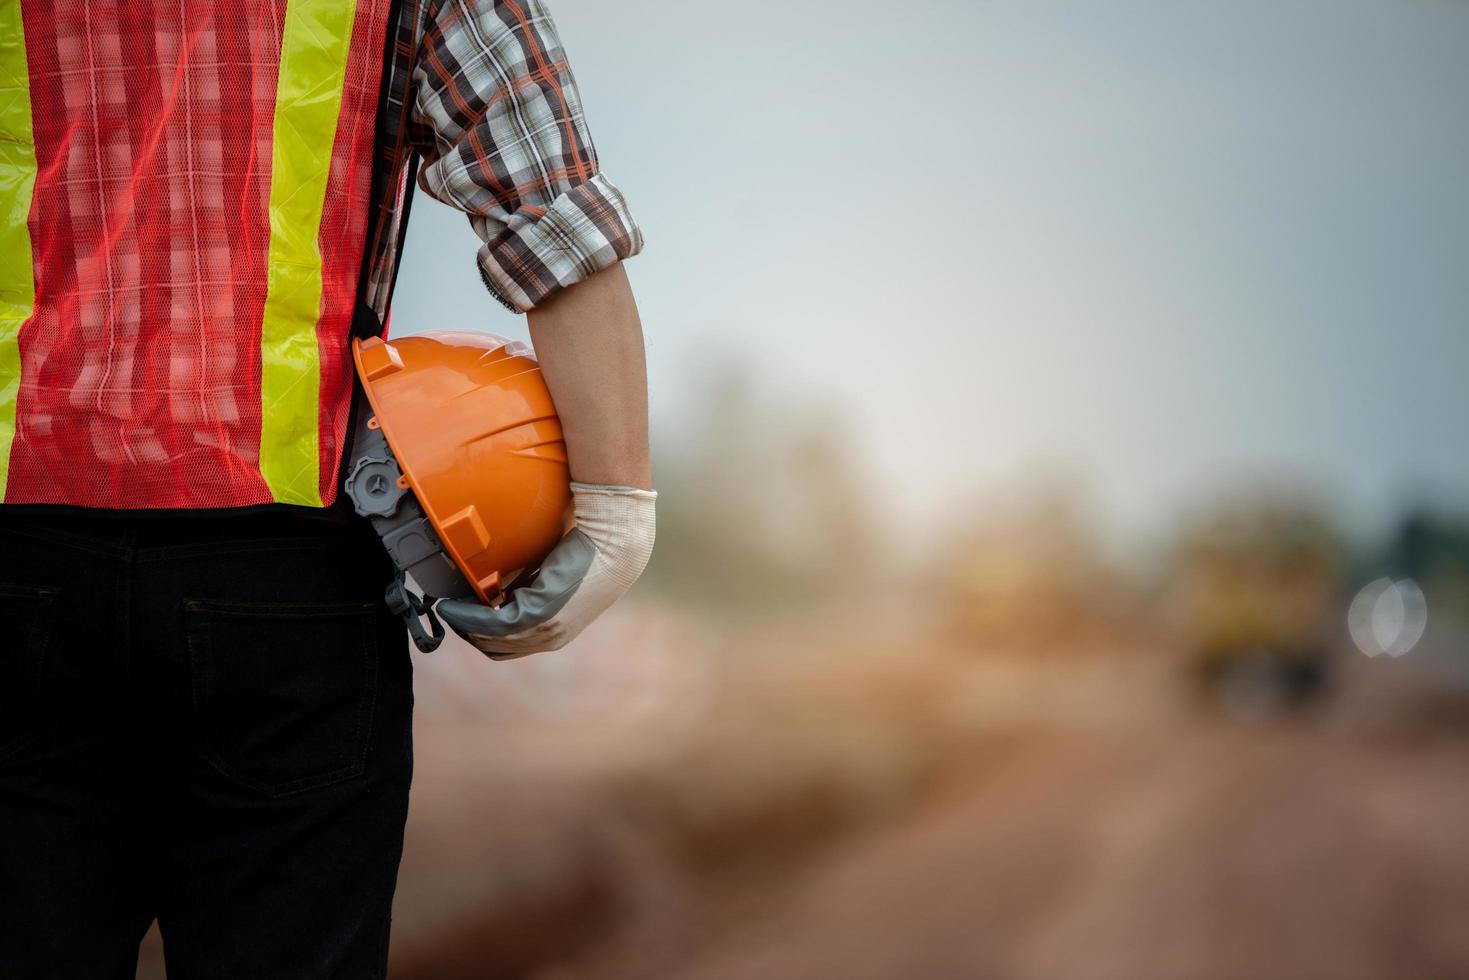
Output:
top-left (345, 331), bottom-right (571, 634)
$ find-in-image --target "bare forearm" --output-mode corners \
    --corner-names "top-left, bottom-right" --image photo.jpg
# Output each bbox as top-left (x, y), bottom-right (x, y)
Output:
top-left (527, 263), bottom-right (652, 491)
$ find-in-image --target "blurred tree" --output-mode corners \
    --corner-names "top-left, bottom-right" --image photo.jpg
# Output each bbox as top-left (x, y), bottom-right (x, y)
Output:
top-left (939, 483), bottom-right (1136, 652)
top-left (1361, 510), bottom-right (1469, 626)
top-left (639, 358), bottom-right (874, 620)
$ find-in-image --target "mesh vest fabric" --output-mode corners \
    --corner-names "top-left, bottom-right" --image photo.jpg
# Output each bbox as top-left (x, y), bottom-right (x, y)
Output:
top-left (0, 1), bottom-right (391, 509)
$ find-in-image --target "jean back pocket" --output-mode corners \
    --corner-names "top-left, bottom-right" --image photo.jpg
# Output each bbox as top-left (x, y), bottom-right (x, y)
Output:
top-left (185, 598), bottom-right (380, 797)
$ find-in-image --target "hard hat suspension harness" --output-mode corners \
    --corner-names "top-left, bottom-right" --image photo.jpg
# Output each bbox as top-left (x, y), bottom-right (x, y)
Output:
top-left (385, 570), bottom-right (446, 653)
top-left (344, 408), bottom-right (467, 652)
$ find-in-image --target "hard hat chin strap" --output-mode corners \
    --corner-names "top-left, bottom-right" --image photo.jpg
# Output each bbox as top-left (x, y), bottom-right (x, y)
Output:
top-left (385, 570), bottom-right (446, 653)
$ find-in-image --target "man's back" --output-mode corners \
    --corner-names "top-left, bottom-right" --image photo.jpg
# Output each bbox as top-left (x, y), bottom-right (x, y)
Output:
top-left (1, 2), bottom-right (391, 509)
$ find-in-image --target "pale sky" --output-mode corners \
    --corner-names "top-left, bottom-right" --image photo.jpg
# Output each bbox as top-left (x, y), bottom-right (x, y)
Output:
top-left (393, 0), bottom-right (1469, 545)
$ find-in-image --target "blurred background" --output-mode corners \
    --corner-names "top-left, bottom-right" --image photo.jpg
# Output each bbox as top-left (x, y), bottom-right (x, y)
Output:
top-left (147, 0), bottom-right (1469, 976)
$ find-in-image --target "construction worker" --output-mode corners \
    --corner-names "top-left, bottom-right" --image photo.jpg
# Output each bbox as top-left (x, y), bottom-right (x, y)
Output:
top-left (0, 1), bottom-right (653, 976)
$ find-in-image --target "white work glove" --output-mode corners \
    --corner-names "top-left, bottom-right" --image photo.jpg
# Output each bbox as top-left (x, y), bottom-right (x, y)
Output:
top-left (436, 483), bottom-right (656, 659)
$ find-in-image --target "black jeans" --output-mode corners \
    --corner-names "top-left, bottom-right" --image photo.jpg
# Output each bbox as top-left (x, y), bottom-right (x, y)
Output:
top-left (0, 511), bottom-right (413, 979)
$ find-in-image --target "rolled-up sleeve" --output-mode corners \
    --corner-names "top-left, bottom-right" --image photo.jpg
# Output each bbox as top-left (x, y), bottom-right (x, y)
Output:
top-left (410, 0), bottom-right (643, 313)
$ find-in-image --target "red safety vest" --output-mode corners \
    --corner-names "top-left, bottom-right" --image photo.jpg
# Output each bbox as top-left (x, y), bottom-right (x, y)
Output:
top-left (0, 1), bottom-right (393, 509)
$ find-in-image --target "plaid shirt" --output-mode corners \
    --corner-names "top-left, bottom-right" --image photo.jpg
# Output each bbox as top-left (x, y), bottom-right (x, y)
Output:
top-left (365, 0), bottom-right (642, 316)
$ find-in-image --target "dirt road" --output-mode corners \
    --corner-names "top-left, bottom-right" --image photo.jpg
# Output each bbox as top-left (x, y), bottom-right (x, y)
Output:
top-left (670, 726), bottom-right (1469, 980)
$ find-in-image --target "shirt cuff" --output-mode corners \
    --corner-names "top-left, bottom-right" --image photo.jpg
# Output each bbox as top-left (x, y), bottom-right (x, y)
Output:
top-left (476, 172), bottom-right (644, 314)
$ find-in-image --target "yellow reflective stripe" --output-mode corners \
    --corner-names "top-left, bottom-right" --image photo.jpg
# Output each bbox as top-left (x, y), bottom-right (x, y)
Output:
top-left (259, 0), bottom-right (359, 507)
top-left (0, 3), bottom-right (37, 501)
